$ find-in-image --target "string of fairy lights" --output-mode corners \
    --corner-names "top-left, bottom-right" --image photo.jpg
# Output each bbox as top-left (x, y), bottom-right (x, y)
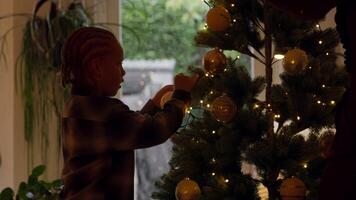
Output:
top-left (184, 17), bottom-right (336, 183)
top-left (184, 66), bottom-right (337, 128)
top-left (174, 2), bottom-right (341, 199)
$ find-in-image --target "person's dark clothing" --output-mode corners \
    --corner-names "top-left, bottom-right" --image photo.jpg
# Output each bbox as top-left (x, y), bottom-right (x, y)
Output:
top-left (60, 90), bottom-right (190, 200)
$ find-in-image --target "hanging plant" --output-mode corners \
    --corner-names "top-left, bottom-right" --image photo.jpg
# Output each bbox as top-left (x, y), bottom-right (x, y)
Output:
top-left (0, 0), bottom-right (131, 172)
top-left (21, 0), bottom-right (93, 169)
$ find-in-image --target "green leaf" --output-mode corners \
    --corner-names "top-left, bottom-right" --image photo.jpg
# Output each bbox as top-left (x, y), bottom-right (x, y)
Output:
top-left (16, 191), bottom-right (27, 200)
top-left (18, 182), bottom-right (27, 191)
top-left (31, 165), bottom-right (46, 178)
top-left (39, 181), bottom-right (51, 190)
top-left (51, 180), bottom-right (63, 190)
top-left (28, 176), bottom-right (38, 186)
top-left (0, 188), bottom-right (14, 200)
top-left (16, 182), bottom-right (28, 199)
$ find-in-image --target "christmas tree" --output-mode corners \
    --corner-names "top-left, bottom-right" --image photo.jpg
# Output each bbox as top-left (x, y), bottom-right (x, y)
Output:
top-left (153, 0), bottom-right (347, 200)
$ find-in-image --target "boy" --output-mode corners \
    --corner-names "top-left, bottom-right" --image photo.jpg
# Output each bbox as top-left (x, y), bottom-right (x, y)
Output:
top-left (60, 27), bottom-right (199, 200)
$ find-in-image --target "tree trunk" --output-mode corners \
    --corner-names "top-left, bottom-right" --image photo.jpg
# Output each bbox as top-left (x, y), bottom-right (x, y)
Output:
top-left (264, 2), bottom-right (274, 138)
top-left (267, 184), bottom-right (280, 200)
top-left (264, 3), bottom-right (279, 199)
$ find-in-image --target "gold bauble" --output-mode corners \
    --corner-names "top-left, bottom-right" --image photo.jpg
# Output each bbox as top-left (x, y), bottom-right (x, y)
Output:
top-left (211, 95), bottom-right (237, 123)
top-left (160, 91), bottom-right (174, 108)
top-left (175, 178), bottom-right (201, 200)
top-left (203, 48), bottom-right (227, 75)
top-left (206, 6), bottom-right (231, 32)
top-left (283, 48), bottom-right (309, 74)
top-left (279, 177), bottom-right (307, 200)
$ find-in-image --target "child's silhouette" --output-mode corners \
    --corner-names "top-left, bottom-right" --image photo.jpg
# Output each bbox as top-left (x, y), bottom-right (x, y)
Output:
top-left (60, 27), bottom-right (199, 200)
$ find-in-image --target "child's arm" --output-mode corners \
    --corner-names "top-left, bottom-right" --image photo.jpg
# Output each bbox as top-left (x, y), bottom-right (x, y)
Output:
top-left (139, 99), bottom-right (161, 115)
top-left (139, 85), bottom-right (174, 116)
top-left (107, 89), bottom-right (189, 150)
top-left (108, 74), bottom-right (199, 150)
top-left (265, 0), bottom-right (336, 20)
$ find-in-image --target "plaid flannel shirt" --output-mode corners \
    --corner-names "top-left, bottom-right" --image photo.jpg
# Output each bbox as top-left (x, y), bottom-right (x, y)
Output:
top-left (60, 90), bottom-right (190, 200)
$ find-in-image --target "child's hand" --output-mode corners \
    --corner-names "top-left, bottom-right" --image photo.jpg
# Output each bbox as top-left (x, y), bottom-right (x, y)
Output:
top-left (152, 85), bottom-right (174, 108)
top-left (174, 73), bottom-right (200, 92)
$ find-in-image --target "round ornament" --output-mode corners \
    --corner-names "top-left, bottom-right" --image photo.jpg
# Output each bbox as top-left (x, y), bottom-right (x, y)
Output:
top-left (211, 95), bottom-right (237, 123)
top-left (203, 48), bottom-right (227, 75)
top-left (160, 91), bottom-right (174, 108)
top-left (206, 6), bottom-right (231, 32)
top-left (175, 178), bottom-right (201, 200)
top-left (283, 48), bottom-right (309, 74)
top-left (279, 177), bottom-right (307, 200)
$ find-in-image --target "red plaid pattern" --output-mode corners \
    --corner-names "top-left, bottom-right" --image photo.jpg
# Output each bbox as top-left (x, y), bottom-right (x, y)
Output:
top-left (60, 91), bottom-right (189, 200)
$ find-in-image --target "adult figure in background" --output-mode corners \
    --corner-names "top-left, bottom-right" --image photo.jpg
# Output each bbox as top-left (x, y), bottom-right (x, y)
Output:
top-left (265, 0), bottom-right (356, 199)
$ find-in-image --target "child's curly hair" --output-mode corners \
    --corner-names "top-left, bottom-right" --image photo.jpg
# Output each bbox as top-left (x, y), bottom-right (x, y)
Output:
top-left (61, 27), bottom-right (121, 88)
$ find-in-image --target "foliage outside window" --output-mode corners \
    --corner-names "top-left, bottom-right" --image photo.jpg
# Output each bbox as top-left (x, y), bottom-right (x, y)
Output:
top-left (122, 0), bottom-right (208, 72)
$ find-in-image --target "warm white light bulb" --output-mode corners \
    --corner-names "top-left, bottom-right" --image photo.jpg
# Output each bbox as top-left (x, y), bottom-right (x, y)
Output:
top-left (274, 54), bottom-right (285, 60)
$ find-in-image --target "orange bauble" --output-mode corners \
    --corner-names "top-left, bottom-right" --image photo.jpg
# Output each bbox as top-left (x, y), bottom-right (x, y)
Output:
top-left (283, 48), bottom-right (309, 74)
top-left (203, 48), bottom-right (227, 75)
top-left (160, 91), bottom-right (173, 108)
top-left (175, 178), bottom-right (201, 200)
top-left (211, 95), bottom-right (237, 123)
top-left (206, 6), bottom-right (231, 32)
top-left (279, 177), bottom-right (307, 200)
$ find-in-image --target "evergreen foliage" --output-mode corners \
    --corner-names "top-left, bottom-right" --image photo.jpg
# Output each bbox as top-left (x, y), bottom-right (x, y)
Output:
top-left (153, 0), bottom-right (347, 199)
